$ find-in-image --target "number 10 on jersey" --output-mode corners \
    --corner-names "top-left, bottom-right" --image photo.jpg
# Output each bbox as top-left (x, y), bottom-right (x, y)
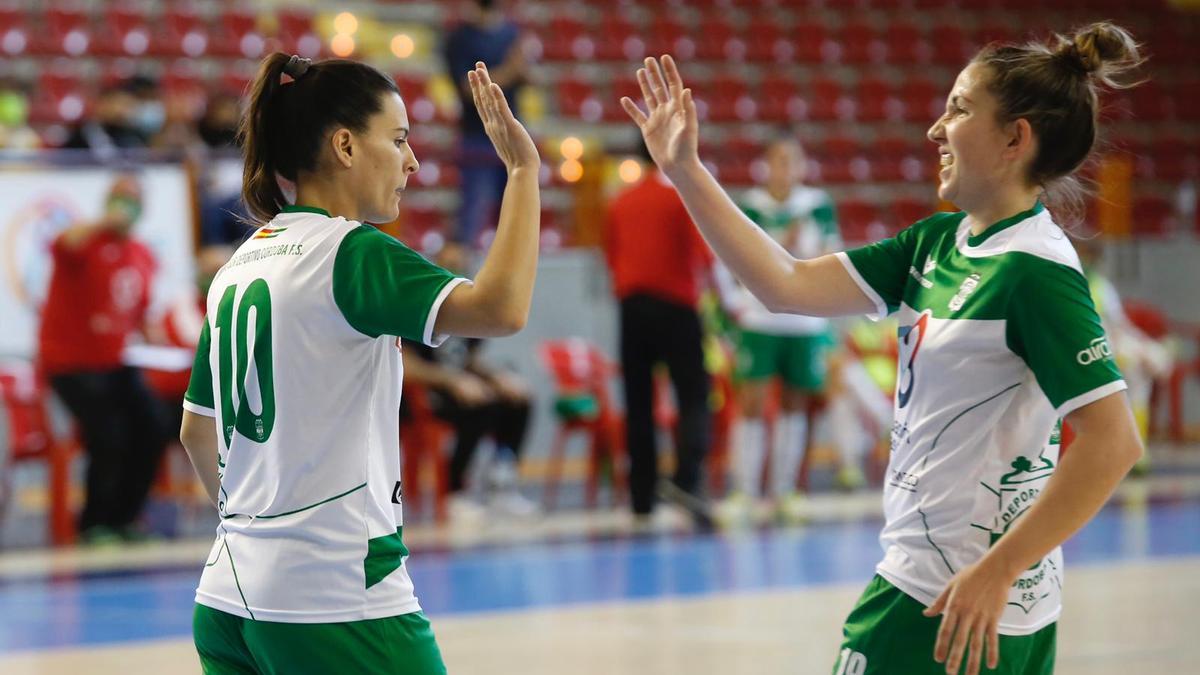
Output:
top-left (214, 279), bottom-right (276, 445)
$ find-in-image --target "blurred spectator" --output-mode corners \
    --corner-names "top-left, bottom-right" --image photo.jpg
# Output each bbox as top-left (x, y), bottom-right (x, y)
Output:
top-left (197, 92), bottom-right (241, 149)
top-left (63, 85), bottom-right (145, 158)
top-left (400, 242), bottom-right (537, 521)
top-left (442, 0), bottom-right (529, 246)
top-left (604, 144), bottom-right (714, 528)
top-left (37, 174), bottom-right (169, 544)
top-left (126, 75), bottom-right (164, 145)
top-left (713, 137), bottom-right (841, 525)
top-left (0, 78), bottom-right (39, 149)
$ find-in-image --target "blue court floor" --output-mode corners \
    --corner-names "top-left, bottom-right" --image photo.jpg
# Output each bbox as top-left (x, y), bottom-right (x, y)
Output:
top-left (0, 498), bottom-right (1197, 657)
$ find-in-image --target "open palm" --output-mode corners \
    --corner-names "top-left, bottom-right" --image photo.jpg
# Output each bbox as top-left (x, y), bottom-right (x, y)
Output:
top-left (468, 62), bottom-right (540, 172)
top-left (620, 55), bottom-right (699, 172)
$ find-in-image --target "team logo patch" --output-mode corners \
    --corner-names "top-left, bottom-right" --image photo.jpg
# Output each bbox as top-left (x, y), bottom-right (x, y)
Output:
top-left (948, 273), bottom-right (981, 311)
top-left (253, 227), bottom-right (288, 239)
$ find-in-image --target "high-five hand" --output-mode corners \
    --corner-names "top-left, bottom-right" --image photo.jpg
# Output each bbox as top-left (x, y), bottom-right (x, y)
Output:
top-left (468, 62), bottom-right (540, 172)
top-left (620, 55), bottom-right (699, 174)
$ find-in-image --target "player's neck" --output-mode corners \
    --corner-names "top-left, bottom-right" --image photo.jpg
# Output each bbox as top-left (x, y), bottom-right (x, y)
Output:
top-left (294, 180), bottom-right (361, 223)
top-left (963, 186), bottom-right (1041, 236)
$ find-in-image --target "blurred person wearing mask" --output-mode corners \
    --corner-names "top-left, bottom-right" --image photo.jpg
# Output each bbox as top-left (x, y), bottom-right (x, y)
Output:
top-left (442, 0), bottom-right (529, 246)
top-left (400, 241), bottom-right (537, 521)
top-left (63, 84), bottom-right (145, 158)
top-left (38, 174), bottom-right (169, 544)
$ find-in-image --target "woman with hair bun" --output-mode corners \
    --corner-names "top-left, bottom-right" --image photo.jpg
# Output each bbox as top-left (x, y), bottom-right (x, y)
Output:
top-left (622, 22), bottom-right (1144, 675)
top-left (179, 53), bottom-right (539, 674)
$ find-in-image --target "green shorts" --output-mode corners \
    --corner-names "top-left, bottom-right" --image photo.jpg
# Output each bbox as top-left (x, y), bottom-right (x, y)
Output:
top-left (833, 575), bottom-right (1055, 675)
top-left (194, 604), bottom-right (446, 675)
top-left (735, 330), bottom-right (831, 391)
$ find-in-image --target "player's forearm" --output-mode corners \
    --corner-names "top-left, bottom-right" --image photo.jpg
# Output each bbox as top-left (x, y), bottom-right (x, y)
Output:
top-left (979, 423), bottom-right (1142, 580)
top-left (180, 414), bottom-right (221, 508)
top-left (664, 159), bottom-right (807, 313)
top-left (469, 166), bottom-right (539, 332)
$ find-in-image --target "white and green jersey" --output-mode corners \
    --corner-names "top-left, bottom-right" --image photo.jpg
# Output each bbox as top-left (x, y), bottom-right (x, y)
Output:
top-left (718, 186), bottom-right (841, 335)
top-left (836, 202), bottom-right (1125, 635)
top-left (183, 205), bottom-right (464, 623)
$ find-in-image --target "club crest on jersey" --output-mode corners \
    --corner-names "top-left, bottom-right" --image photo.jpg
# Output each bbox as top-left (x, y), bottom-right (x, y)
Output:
top-left (948, 273), bottom-right (981, 311)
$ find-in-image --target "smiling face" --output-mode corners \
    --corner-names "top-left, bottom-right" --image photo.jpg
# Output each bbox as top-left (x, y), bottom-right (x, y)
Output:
top-left (345, 92), bottom-right (419, 224)
top-left (926, 63), bottom-right (1022, 212)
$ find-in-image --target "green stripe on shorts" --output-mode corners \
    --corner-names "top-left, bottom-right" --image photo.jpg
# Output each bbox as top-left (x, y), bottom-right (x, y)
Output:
top-left (833, 575), bottom-right (1055, 675)
top-left (194, 603), bottom-right (446, 675)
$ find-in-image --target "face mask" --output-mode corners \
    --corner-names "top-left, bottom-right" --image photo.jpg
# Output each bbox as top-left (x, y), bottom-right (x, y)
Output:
top-left (132, 101), bottom-right (165, 135)
top-left (107, 194), bottom-right (143, 225)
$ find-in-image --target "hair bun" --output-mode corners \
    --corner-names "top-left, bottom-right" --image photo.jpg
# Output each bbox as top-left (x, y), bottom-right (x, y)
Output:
top-left (1056, 22), bottom-right (1144, 88)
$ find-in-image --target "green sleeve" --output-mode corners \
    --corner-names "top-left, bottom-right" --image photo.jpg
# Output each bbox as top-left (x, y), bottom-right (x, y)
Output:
top-left (333, 225), bottom-right (463, 344)
top-left (184, 321), bottom-right (215, 414)
top-left (839, 222), bottom-right (919, 318)
top-left (1005, 263), bottom-right (1125, 415)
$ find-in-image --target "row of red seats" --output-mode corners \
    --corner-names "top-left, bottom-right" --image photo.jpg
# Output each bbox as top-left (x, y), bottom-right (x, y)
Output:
top-left (0, 5), bottom-right (317, 60)
top-left (532, 14), bottom-right (1197, 67)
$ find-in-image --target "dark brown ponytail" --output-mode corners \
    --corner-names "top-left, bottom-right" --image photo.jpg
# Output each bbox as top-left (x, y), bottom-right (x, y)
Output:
top-left (237, 53), bottom-right (401, 223)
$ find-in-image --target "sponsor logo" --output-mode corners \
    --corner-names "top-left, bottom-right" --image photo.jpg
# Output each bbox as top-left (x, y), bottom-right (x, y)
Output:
top-left (923, 256), bottom-right (937, 275)
top-left (391, 481), bottom-right (403, 504)
top-left (948, 272), bottom-right (981, 311)
top-left (896, 310), bottom-right (930, 409)
top-left (1076, 336), bottom-right (1113, 365)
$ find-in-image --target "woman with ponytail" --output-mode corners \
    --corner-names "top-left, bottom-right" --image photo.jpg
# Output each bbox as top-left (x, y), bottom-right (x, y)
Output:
top-left (622, 22), bottom-right (1144, 675)
top-left (179, 54), bottom-right (539, 674)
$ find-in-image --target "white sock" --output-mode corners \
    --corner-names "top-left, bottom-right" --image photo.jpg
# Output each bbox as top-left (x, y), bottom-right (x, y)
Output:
top-left (733, 418), bottom-right (766, 498)
top-left (770, 412), bottom-right (807, 498)
top-left (830, 395), bottom-right (866, 469)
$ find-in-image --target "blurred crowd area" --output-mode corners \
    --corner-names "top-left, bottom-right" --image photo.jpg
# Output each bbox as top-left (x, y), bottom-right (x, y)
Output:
top-left (0, 0), bottom-right (1199, 547)
top-left (0, 0), bottom-right (1197, 241)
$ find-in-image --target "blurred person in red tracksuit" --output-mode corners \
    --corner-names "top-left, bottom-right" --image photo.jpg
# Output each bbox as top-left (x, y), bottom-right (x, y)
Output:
top-left (604, 142), bottom-right (714, 529)
top-left (38, 174), bottom-right (169, 544)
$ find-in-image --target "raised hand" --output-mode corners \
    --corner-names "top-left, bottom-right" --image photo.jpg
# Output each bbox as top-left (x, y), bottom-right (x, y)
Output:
top-left (620, 55), bottom-right (699, 173)
top-left (468, 62), bottom-right (540, 172)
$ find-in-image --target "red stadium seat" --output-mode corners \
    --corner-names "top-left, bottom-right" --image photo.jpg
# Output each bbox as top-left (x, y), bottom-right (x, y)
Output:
top-left (593, 15), bottom-right (640, 62)
top-left (1131, 81), bottom-right (1175, 122)
top-left (94, 5), bottom-right (151, 57)
top-left (697, 15), bottom-right (741, 61)
top-left (793, 20), bottom-right (831, 64)
top-left (854, 76), bottom-right (901, 122)
top-left (648, 15), bottom-right (689, 60)
top-left (836, 21), bottom-right (885, 65)
top-left (698, 71), bottom-right (753, 122)
top-left (930, 23), bottom-right (970, 67)
top-left (838, 200), bottom-right (883, 242)
top-left (278, 9), bottom-right (320, 58)
top-left (805, 76), bottom-right (850, 122)
top-left (153, 8), bottom-right (209, 58)
top-left (974, 20), bottom-right (1016, 49)
top-left (34, 7), bottom-right (91, 57)
top-left (891, 198), bottom-right (937, 230)
top-left (605, 76), bottom-right (642, 122)
top-left (557, 76), bottom-right (601, 121)
top-left (900, 75), bottom-right (942, 123)
top-left (212, 9), bottom-right (263, 59)
top-left (886, 22), bottom-right (931, 65)
top-left (745, 16), bottom-right (792, 64)
top-left (759, 72), bottom-right (802, 122)
top-left (540, 16), bottom-right (587, 61)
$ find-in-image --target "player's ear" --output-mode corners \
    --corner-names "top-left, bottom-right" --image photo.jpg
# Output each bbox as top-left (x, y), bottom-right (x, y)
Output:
top-left (330, 128), bottom-right (354, 169)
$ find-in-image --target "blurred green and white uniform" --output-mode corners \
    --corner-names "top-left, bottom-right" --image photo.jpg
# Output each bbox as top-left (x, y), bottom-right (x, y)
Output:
top-left (830, 202), bottom-right (1124, 674)
top-left (716, 185), bottom-right (839, 504)
top-left (184, 206), bottom-right (463, 673)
